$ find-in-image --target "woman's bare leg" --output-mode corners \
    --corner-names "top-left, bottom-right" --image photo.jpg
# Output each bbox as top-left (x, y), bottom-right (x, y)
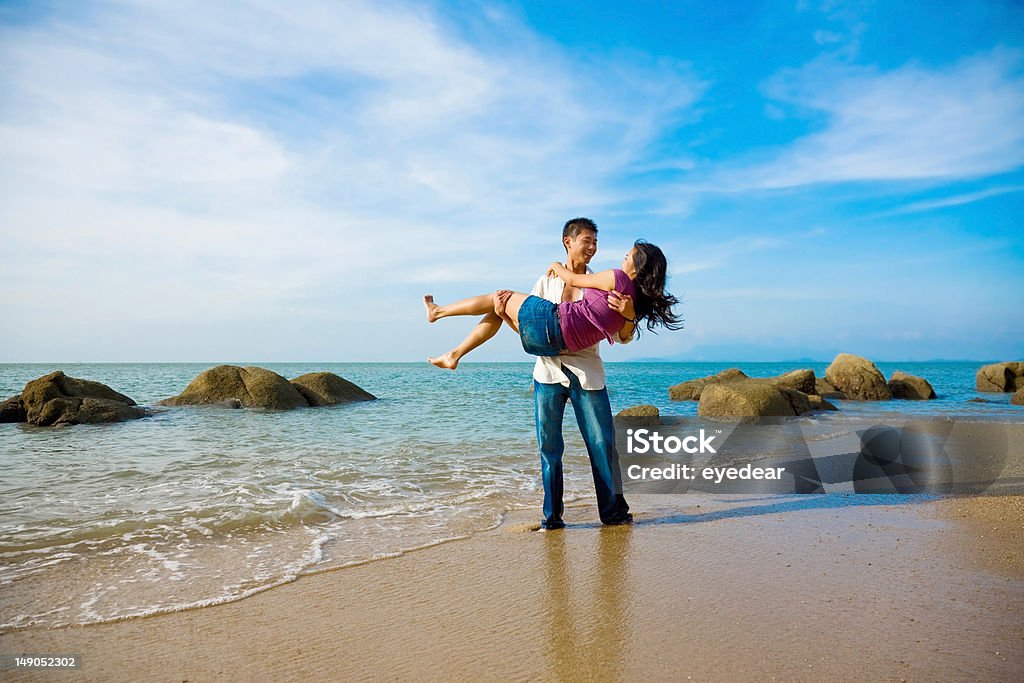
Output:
top-left (423, 294), bottom-right (495, 323)
top-left (427, 292), bottom-right (532, 370)
top-left (501, 293), bottom-right (529, 333)
top-left (428, 312), bottom-right (503, 370)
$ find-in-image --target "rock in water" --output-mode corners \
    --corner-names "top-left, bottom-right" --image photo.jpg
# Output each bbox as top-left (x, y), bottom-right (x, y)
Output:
top-left (976, 362), bottom-right (1024, 393)
top-left (669, 368), bottom-right (748, 401)
top-left (0, 394), bottom-right (27, 423)
top-left (615, 404), bottom-right (661, 426)
top-left (824, 353), bottom-right (892, 401)
top-left (887, 371), bottom-right (936, 400)
top-left (1012, 388), bottom-right (1024, 406)
top-left (19, 371), bottom-right (144, 426)
top-left (815, 377), bottom-right (846, 399)
top-left (160, 365), bottom-right (308, 410)
top-left (767, 369), bottom-right (816, 395)
top-left (697, 379), bottom-right (824, 418)
top-left (290, 372), bottom-right (376, 406)
top-left (808, 394), bottom-right (839, 411)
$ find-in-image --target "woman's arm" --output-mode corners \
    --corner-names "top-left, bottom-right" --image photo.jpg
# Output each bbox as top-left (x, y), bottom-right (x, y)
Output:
top-left (547, 262), bottom-right (616, 291)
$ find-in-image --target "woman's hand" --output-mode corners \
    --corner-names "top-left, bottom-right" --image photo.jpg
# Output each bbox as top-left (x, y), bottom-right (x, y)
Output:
top-left (608, 291), bottom-right (635, 321)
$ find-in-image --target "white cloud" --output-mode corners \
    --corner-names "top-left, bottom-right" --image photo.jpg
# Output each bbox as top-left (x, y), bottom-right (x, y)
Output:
top-left (0, 1), bottom-right (705, 359)
top-left (662, 234), bottom-right (787, 278)
top-left (813, 30), bottom-right (844, 46)
top-left (880, 185), bottom-right (1024, 216)
top-left (718, 49), bottom-right (1024, 189)
top-left (686, 287), bottom-right (839, 301)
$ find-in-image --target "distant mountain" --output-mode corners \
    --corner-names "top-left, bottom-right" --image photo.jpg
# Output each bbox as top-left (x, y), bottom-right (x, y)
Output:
top-left (627, 343), bottom-right (992, 364)
top-left (629, 343), bottom-right (844, 363)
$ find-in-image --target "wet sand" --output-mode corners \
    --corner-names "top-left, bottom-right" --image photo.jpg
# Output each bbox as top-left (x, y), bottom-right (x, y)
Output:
top-left (2, 492), bottom-right (1022, 682)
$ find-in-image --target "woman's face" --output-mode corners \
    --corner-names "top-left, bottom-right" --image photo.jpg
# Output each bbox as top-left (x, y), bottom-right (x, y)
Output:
top-left (622, 247), bottom-right (638, 278)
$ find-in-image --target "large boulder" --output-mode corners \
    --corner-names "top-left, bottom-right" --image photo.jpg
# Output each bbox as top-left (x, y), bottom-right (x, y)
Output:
top-left (19, 371), bottom-right (144, 426)
top-left (1012, 388), bottom-right (1024, 406)
top-left (0, 395), bottom-right (27, 423)
top-left (808, 394), bottom-right (839, 412)
top-left (1006, 362), bottom-right (1024, 389)
top-left (767, 369), bottom-right (816, 395)
top-left (779, 387), bottom-right (811, 416)
top-left (669, 368), bottom-right (748, 401)
top-left (160, 366), bottom-right (308, 410)
top-left (824, 354), bottom-right (891, 401)
top-left (815, 377), bottom-right (846, 399)
top-left (697, 379), bottom-right (826, 418)
top-left (887, 371), bottom-right (936, 400)
top-left (976, 362), bottom-right (1024, 393)
top-left (290, 372), bottom-right (376, 406)
top-left (615, 404), bottom-right (661, 427)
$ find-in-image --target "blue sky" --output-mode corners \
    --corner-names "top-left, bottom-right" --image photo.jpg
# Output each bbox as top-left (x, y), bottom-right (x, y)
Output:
top-left (0, 0), bottom-right (1021, 362)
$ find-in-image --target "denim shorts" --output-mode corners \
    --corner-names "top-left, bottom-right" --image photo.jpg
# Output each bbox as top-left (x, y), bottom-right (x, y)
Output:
top-left (518, 295), bottom-right (566, 357)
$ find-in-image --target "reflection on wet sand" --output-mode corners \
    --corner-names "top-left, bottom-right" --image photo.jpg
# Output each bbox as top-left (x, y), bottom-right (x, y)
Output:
top-left (544, 525), bottom-right (634, 680)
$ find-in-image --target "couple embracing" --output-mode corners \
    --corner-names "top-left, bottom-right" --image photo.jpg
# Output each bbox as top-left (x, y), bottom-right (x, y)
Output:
top-left (424, 217), bottom-right (682, 529)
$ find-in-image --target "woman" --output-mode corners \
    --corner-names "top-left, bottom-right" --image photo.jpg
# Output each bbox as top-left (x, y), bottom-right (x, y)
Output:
top-left (424, 240), bottom-right (681, 369)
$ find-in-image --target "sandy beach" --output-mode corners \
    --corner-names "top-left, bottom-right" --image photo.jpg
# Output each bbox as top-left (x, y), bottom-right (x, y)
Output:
top-left (2, 491), bottom-right (1021, 682)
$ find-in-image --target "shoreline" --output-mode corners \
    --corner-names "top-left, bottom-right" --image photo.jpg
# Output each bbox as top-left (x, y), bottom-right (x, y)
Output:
top-left (2, 493), bottom-right (1021, 681)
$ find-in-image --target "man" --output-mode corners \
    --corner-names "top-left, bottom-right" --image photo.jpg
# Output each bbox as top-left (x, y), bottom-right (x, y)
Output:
top-left (528, 217), bottom-right (635, 529)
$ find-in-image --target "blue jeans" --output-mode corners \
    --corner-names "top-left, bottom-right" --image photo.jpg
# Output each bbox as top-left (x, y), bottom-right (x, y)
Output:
top-left (534, 369), bottom-right (631, 528)
top-left (518, 295), bottom-right (566, 357)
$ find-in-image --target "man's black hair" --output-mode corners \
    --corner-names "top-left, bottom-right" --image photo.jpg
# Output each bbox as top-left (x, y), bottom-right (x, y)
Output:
top-left (562, 217), bottom-right (598, 242)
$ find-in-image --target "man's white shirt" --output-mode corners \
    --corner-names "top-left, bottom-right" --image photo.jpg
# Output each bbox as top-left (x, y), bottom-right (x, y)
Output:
top-left (529, 266), bottom-right (633, 390)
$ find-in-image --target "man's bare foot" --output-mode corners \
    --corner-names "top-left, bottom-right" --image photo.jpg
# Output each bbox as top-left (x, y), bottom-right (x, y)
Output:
top-left (423, 295), bottom-right (442, 323)
top-left (427, 351), bottom-right (459, 370)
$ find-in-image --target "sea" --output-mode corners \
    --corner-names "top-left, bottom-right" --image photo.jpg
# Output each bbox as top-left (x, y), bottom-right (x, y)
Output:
top-left (1, 361), bottom-right (1021, 629)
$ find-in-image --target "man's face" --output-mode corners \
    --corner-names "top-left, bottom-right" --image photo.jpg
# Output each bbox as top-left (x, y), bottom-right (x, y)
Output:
top-left (563, 229), bottom-right (597, 264)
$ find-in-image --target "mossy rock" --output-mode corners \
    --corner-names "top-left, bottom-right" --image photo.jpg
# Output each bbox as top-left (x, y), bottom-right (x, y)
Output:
top-left (767, 369), bottom-right (816, 395)
top-left (888, 371), bottom-right (936, 400)
top-left (825, 353), bottom-right (891, 401)
top-left (669, 368), bottom-right (748, 401)
top-left (808, 394), bottom-right (839, 412)
top-left (290, 372), bottom-right (376, 406)
top-left (20, 371), bottom-right (143, 426)
top-left (615, 404), bottom-right (661, 427)
top-left (0, 394), bottom-right (27, 423)
top-left (160, 365), bottom-right (307, 410)
top-left (976, 362), bottom-right (1024, 393)
top-left (814, 377), bottom-right (846, 399)
top-left (698, 379), bottom-right (795, 418)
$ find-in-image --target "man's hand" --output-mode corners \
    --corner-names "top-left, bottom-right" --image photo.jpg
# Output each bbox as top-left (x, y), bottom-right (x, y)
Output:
top-left (610, 290), bottom-right (636, 342)
top-left (493, 289), bottom-right (513, 317)
top-left (608, 290), bottom-right (635, 320)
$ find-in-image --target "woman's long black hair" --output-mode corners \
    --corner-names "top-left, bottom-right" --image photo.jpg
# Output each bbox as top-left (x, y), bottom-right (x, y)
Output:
top-left (631, 240), bottom-right (683, 333)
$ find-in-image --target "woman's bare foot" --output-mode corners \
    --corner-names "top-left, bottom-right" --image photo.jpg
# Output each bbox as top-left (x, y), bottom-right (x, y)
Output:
top-left (423, 295), bottom-right (442, 323)
top-left (427, 351), bottom-right (459, 370)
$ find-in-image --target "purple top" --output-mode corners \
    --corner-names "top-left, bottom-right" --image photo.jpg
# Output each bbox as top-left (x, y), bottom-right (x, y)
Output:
top-left (558, 269), bottom-right (636, 353)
